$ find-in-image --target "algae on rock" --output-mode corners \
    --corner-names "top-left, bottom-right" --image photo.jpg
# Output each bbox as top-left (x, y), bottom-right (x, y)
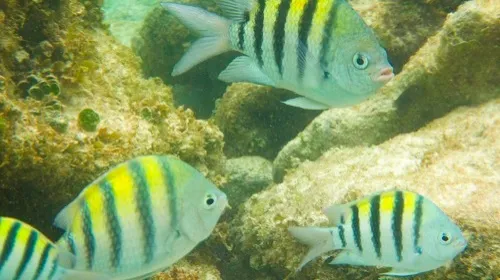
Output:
top-left (0, 0), bottom-right (225, 240)
top-left (273, 0), bottom-right (500, 181)
top-left (213, 83), bottom-right (319, 160)
top-left (229, 98), bottom-right (500, 280)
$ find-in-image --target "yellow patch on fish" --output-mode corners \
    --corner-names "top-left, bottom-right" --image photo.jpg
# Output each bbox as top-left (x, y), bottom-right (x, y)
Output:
top-left (380, 191), bottom-right (396, 214)
top-left (107, 164), bottom-right (137, 217)
top-left (309, 0), bottom-right (334, 50)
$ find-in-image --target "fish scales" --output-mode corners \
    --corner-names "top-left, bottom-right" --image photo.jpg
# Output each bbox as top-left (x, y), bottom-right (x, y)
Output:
top-left (54, 155), bottom-right (228, 279)
top-left (289, 190), bottom-right (467, 276)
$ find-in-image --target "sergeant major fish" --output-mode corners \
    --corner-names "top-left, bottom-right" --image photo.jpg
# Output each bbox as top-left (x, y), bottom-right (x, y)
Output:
top-left (288, 190), bottom-right (467, 276)
top-left (54, 155), bottom-right (228, 279)
top-left (161, 0), bottom-right (394, 110)
top-left (0, 216), bottom-right (109, 280)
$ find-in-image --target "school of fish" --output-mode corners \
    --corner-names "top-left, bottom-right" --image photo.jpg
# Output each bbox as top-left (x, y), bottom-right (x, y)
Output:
top-left (0, 0), bottom-right (469, 279)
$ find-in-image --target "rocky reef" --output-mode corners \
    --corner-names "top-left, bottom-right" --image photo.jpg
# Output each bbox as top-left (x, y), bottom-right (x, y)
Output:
top-left (273, 0), bottom-right (500, 181)
top-left (228, 98), bottom-right (500, 280)
top-left (0, 0), bottom-right (225, 239)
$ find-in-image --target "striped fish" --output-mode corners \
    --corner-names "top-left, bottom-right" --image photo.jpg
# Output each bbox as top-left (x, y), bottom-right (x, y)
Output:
top-left (289, 190), bottom-right (467, 276)
top-left (54, 155), bottom-right (228, 279)
top-left (161, 0), bottom-right (393, 110)
top-left (0, 217), bottom-right (109, 280)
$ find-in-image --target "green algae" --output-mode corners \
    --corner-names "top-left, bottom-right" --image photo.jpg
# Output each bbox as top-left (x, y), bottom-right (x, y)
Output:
top-left (78, 108), bottom-right (100, 132)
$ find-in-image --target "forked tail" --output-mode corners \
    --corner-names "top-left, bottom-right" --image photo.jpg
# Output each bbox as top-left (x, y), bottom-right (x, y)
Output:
top-left (161, 2), bottom-right (232, 76)
top-left (288, 226), bottom-right (338, 271)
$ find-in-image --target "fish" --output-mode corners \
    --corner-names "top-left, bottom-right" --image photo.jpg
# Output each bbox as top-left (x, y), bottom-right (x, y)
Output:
top-left (288, 190), bottom-right (467, 276)
top-left (0, 216), bottom-right (110, 280)
top-left (53, 155), bottom-right (228, 280)
top-left (160, 0), bottom-right (393, 110)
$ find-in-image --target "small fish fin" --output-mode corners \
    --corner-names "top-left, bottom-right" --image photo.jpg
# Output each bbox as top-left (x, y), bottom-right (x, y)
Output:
top-left (56, 246), bottom-right (76, 269)
top-left (161, 3), bottom-right (231, 76)
top-left (282, 97), bottom-right (330, 110)
top-left (327, 250), bottom-right (364, 266)
top-left (218, 0), bottom-right (254, 21)
top-left (60, 269), bottom-right (112, 280)
top-left (322, 204), bottom-right (350, 226)
top-left (218, 56), bottom-right (276, 86)
top-left (381, 268), bottom-right (421, 277)
top-left (54, 199), bottom-right (81, 230)
top-left (288, 227), bottom-right (336, 271)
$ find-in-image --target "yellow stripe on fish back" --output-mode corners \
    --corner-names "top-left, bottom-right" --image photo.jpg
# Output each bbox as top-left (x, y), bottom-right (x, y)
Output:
top-left (308, 0), bottom-right (335, 56)
top-left (137, 156), bottom-right (170, 217)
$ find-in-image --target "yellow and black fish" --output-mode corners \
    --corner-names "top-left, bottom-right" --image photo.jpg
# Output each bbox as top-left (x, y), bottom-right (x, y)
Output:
top-left (0, 217), bottom-right (108, 280)
top-left (289, 190), bottom-right (467, 276)
top-left (54, 155), bottom-right (228, 280)
top-left (162, 0), bottom-right (393, 110)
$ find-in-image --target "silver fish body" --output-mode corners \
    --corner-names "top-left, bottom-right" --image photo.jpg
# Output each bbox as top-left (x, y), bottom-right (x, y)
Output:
top-left (162, 0), bottom-right (394, 110)
top-left (289, 190), bottom-right (467, 276)
top-left (54, 155), bottom-right (228, 280)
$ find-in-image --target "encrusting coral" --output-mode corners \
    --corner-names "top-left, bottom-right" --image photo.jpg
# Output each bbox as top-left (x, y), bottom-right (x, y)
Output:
top-left (273, 0), bottom-right (500, 181)
top-left (0, 1), bottom-right (225, 240)
top-left (229, 98), bottom-right (500, 280)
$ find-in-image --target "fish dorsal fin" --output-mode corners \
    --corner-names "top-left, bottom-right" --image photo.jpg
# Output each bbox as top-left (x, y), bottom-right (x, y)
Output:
top-left (323, 204), bottom-right (349, 226)
top-left (218, 0), bottom-right (254, 22)
top-left (53, 198), bottom-right (82, 230)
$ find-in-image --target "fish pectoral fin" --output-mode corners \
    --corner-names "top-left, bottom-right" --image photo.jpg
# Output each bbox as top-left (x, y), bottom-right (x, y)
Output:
top-left (381, 268), bottom-right (421, 277)
top-left (282, 97), bottom-right (330, 110)
top-left (327, 250), bottom-right (365, 266)
top-left (218, 0), bottom-right (255, 21)
top-left (218, 56), bottom-right (276, 86)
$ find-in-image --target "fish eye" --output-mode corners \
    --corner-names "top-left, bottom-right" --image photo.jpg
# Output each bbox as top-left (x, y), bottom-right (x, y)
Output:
top-left (352, 53), bottom-right (369, 70)
top-left (204, 193), bottom-right (217, 209)
top-left (439, 232), bottom-right (453, 245)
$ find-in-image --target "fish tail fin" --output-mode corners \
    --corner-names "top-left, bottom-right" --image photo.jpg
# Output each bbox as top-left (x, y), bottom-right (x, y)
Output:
top-left (161, 2), bottom-right (232, 76)
top-left (288, 226), bottom-right (337, 271)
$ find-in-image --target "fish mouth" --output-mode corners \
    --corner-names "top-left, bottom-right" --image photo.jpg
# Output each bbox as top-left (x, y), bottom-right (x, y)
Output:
top-left (374, 67), bottom-right (394, 83)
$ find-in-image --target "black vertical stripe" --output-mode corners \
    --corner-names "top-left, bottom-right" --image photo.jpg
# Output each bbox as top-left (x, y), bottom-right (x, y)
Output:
top-left (47, 260), bottom-right (57, 280)
top-left (81, 202), bottom-right (95, 269)
top-left (319, 0), bottom-right (340, 68)
top-left (67, 233), bottom-right (76, 256)
top-left (413, 195), bottom-right (424, 253)
top-left (392, 191), bottom-right (404, 262)
top-left (14, 229), bottom-right (38, 280)
top-left (297, 0), bottom-right (318, 79)
top-left (99, 179), bottom-right (122, 269)
top-left (338, 225), bottom-right (346, 248)
top-left (369, 195), bottom-right (382, 259)
top-left (351, 205), bottom-right (362, 252)
top-left (129, 160), bottom-right (156, 264)
top-left (0, 221), bottom-right (21, 272)
top-left (159, 157), bottom-right (179, 230)
top-left (34, 244), bottom-right (52, 280)
top-left (237, 12), bottom-right (250, 51)
top-left (273, 0), bottom-right (291, 76)
top-left (254, 0), bottom-right (266, 66)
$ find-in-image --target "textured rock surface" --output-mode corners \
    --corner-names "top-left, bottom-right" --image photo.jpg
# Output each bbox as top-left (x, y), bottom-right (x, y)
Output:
top-left (273, 0), bottom-right (500, 181)
top-left (223, 156), bottom-right (274, 207)
top-left (0, 1), bottom-right (225, 238)
top-left (213, 83), bottom-right (319, 160)
top-left (229, 98), bottom-right (500, 280)
top-left (153, 254), bottom-right (222, 280)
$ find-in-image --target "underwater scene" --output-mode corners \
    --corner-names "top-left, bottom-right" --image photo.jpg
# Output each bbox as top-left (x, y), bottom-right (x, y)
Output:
top-left (0, 0), bottom-right (499, 279)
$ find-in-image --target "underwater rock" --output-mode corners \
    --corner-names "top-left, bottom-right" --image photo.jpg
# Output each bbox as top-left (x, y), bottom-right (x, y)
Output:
top-left (0, 0), bottom-right (225, 240)
top-left (273, 0), bottom-right (500, 181)
top-left (229, 98), bottom-right (500, 280)
top-left (153, 256), bottom-right (222, 280)
top-left (213, 83), bottom-right (319, 160)
top-left (350, 0), bottom-right (467, 73)
top-left (223, 156), bottom-right (274, 207)
top-left (133, 3), bottom-right (234, 119)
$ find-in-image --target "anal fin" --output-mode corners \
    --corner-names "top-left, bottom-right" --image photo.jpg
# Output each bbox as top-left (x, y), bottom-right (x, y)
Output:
top-left (218, 56), bottom-right (275, 86)
top-left (327, 250), bottom-right (365, 266)
top-left (282, 97), bottom-right (330, 110)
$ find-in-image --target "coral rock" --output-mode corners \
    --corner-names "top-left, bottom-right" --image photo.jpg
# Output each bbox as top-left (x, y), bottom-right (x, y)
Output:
top-left (230, 98), bottom-right (500, 279)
